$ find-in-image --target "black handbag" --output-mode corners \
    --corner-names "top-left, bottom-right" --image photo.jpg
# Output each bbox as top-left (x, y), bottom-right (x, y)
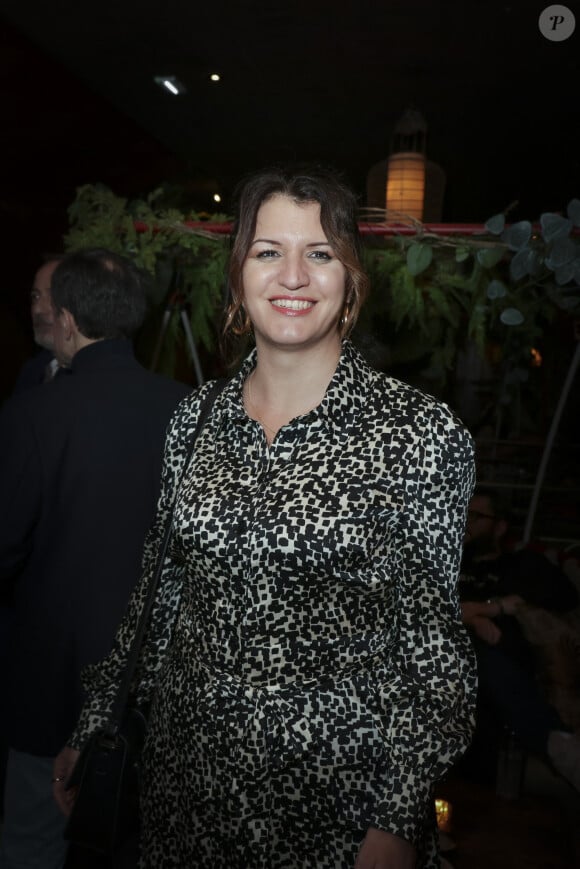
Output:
top-left (63, 707), bottom-right (146, 854)
top-left (64, 380), bottom-right (226, 855)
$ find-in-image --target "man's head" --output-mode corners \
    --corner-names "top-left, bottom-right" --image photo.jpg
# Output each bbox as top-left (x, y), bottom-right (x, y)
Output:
top-left (464, 489), bottom-right (510, 558)
top-left (50, 248), bottom-right (149, 366)
top-left (30, 259), bottom-right (61, 351)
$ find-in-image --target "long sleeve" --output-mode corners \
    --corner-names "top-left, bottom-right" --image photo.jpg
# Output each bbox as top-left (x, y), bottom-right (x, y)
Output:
top-left (370, 403), bottom-right (477, 844)
top-left (68, 392), bottom-right (202, 749)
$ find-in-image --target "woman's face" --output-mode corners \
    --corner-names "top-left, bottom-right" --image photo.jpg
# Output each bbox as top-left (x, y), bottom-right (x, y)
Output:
top-left (241, 194), bottom-right (347, 354)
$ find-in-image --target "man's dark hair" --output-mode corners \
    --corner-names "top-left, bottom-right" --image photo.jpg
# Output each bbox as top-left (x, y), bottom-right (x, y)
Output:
top-left (51, 248), bottom-right (149, 339)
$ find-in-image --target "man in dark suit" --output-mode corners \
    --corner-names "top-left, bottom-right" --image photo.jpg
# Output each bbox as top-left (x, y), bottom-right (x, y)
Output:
top-left (0, 248), bottom-right (190, 868)
top-left (0, 257), bottom-right (63, 828)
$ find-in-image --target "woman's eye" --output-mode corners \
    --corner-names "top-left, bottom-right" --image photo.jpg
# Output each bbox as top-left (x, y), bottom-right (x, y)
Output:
top-left (255, 249), bottom-right (280, 259)
top-left (309, 250), bottom-right (332, 261)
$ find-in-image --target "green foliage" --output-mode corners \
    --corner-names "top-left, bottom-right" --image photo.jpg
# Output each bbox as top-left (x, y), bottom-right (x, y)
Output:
top-left (63, 185), bottom-right (580, 408)
top-left (64, 184), bottom-right (229, 377)
top-left (362, 203), bottom-right (579, 417)
top-left (406, 243), bottom-right (433, 275)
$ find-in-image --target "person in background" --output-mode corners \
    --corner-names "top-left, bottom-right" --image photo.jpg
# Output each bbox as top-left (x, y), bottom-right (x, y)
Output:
top-left (12, 257), bottom-right (64, 393)
top-left (0, 248), bottom-right (190, 869)
top-left (459, 488), bottom-right (580, 792)
top-left (56, 167), bottom-right (476, 869)
top-left (0, 257), bottom-right (62, 821)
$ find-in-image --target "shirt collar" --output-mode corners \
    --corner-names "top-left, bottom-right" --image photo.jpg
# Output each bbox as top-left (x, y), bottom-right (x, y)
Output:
top-left (216, 340), bottom-right (374, 437)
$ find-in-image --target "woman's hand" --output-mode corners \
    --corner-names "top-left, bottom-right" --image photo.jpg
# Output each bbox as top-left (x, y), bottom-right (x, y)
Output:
top-left (52, 745), bottom-right (80, 816)
top-left (355, 827), bottom-right (416, 868)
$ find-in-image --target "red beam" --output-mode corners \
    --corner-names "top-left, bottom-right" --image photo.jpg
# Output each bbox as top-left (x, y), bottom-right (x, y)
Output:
top-left (134, 220), bottom-right (490, 236)
top-left (135, 220), bottom-right (578, 237)
top-left (357, 223), bottom-right (488, 236)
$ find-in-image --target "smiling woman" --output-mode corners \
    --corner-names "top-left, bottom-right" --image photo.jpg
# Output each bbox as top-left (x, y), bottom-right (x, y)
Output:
top-left (241, 195), bottom-right (346, 371)
top-left (57, 165), bottom-right (477, 869)
top-left (224, 167), bottom-right (368, 343)
top-left (222, 167), bottom-right (370, 443)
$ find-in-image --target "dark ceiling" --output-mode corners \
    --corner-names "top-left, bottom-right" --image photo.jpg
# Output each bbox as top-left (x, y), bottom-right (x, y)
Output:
top-left (0, 0), bottom-right (577, 394)
top-left (2, 0), bottom-right (579, 219)
top-left (0, 0), bottom-right (578, 325)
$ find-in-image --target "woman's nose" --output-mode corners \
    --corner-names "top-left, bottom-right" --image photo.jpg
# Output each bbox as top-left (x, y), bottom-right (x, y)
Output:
top-left (278, 254), bottom-right (309, 290)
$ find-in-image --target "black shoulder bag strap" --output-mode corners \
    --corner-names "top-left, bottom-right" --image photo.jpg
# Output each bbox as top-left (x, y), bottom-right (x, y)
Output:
top-left (105, 378), bottom-right (227, 734)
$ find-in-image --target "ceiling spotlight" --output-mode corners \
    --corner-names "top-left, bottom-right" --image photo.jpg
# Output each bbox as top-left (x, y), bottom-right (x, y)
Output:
top-left (154, 76), bottom-right (187, 96)
top-left (213, 193), bottom-right (221, 203)
top-left (210, 73), bottom-right (221, 82)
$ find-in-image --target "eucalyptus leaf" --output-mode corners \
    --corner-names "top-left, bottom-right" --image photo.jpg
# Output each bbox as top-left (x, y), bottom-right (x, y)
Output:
top-left (509, 248), bottom-right (531, 281)
top-left (567, 198), bottom-right (580, 226)
top-left (485, 213), bottom-right (505, 235)
top-left (540, 212), bottom-right (573, 242)
top-left (555, 295), bottom-right (580, 310)
top-left (501, 221), bottom-right (532, 251)
top-left (406, 243), bottom-right (433, 276)
top-left (545, 236), bottom-right (577, 269)
top-left (455, 247), bottom-right (470, 263)
top-left (554, 262), bottom-right (576, 285)
top-left (527, 249), bottom-right (544, 276)
top-left (476, 247), bottom-right (504, 269)
top-left (500, 307), bottom-right (525, 326)
top-left (486, 279), bottom-right (508, 299)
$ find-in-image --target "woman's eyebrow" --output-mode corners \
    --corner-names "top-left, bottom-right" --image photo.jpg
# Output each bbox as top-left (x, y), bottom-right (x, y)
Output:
top-left (252, 239), bottom-right (331, 246)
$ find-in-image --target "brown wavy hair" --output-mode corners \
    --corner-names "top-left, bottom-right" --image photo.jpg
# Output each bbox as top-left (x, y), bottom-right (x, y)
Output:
top-left (221, 165), bottom-right (369, 353)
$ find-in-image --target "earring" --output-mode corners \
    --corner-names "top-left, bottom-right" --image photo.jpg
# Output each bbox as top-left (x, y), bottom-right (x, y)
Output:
top-left (226, 303), bottom-right (252, 336)
top-left (339, 297), bottom-right (355, 337)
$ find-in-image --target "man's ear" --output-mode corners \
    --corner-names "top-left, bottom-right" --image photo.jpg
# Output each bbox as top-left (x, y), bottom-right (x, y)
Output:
top-left (59, 308), bottom-right (77, 340)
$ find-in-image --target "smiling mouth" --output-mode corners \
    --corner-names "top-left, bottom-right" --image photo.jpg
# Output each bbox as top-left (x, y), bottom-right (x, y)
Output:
top-left (270, 299), bottom-right (314, 311)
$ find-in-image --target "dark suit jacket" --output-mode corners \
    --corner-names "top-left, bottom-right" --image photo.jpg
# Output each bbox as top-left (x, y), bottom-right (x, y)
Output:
top-left (0, 338), bottom-right (190, 755)
top-left (11, 348), bottom-right (55, 393)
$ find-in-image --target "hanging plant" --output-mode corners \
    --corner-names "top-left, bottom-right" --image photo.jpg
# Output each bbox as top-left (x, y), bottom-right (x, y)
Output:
top-left (64, 184), bottom-right (230, 376)
top-left (360, 202), bottom-right (579, 381)
top-left (63, 185), bottom-right (580, 413)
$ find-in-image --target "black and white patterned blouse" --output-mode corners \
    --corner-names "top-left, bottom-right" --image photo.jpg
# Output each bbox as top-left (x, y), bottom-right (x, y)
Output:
top-left (72, 340), bottom-right (477, 868)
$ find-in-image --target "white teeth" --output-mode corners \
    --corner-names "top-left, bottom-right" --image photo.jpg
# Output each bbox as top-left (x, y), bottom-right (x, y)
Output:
top-left (271, 299), bottom-right (313, 310)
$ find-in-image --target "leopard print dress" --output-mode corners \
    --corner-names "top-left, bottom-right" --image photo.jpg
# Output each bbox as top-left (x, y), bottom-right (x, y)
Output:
top-left (71, 341), bottom-right (477, 868)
